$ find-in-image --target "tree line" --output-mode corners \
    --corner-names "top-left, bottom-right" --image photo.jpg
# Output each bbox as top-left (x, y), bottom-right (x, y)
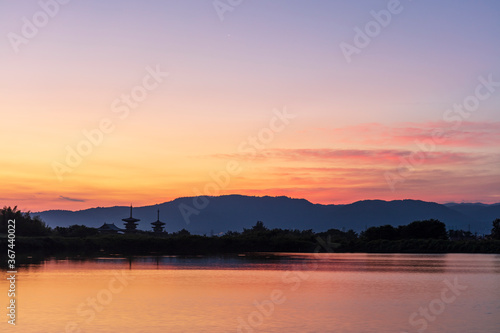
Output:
top-left (1, 206), bottom-right (500, 256)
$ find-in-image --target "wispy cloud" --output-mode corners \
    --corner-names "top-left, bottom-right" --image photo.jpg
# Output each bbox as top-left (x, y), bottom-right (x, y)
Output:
top-left (211, 148), bottom-right (496, 166)
top-left (221, 165), bottom-right (500, 205)
top-left (328, 121), bottom-right (500, 148)
top-left (59, 196), bottom-right (86, 202)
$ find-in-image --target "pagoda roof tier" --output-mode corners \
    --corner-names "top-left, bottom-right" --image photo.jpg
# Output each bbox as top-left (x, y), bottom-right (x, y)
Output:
top-left (122, 217), bottom-right (140, 223)
top-left (150, 210), bottom-right (165, 226)
top-left (97, 223), bottom-right (123, 231)
top-left (151, 220), bottom-right (166, 226)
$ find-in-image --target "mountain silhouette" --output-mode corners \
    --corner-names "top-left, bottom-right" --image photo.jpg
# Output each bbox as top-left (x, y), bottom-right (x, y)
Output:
top-left (33, 195), bottom-right (498, 235)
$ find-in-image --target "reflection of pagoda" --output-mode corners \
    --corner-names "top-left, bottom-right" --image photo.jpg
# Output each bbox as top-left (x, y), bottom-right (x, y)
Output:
top-left (122, 205), bottom-right (140, 233)
top-left (151, 209), bottom-right (166, 233)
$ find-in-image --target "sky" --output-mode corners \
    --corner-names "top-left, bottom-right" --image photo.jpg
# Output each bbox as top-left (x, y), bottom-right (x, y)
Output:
top-left (1, 0), bottom-right (500, 212)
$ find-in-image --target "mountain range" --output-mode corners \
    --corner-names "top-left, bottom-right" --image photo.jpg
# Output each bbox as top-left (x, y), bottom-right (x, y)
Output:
top-left (32, 195), bottom-right (500, 235)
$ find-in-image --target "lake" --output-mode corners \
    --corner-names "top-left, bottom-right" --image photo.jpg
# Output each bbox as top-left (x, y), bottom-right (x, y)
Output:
top-left (1, 253), bottom-right (499, 332)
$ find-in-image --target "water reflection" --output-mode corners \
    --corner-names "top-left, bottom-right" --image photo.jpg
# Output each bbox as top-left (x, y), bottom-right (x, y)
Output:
top-left (4, 253), bottom-right (499, 274)
top-left (1, 253), bottom-right (499, 333)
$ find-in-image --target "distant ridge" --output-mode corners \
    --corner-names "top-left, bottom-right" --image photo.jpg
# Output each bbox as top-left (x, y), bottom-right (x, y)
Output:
top-left (32, 195), bottom-right (500, 235)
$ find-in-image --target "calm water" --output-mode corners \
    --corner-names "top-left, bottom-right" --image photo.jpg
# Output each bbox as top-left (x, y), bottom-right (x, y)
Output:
top-left (1, 253), bottom-right (499, 333)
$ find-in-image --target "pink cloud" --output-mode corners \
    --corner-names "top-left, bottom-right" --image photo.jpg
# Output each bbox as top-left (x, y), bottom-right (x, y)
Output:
top-left (328, 121), bottom-right (500, 148)
top-left (223, 165), bottom-right (500, 205)
top-left (212, 148), bottom-right (495, 166)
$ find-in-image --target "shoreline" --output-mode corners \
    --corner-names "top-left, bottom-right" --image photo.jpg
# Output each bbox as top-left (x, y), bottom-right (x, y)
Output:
top-left (1, 235), bottom-right (499, 263)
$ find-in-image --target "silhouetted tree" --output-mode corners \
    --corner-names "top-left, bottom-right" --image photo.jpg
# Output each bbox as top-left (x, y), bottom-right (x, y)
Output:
top-left (173, 228), bottom-right (191, 236)
top-left (318, 228), bottom-right (358, 242)
top-left (54, 225), bottom-right (99, 237)
top-left (361, 225), bottom-right (399, 241)
top-left (1, 206), bottom-right (51, 236)
top-left (448, 229), bottom-right (475, 241)
top-left (399, 219), bottom-right (447, 240)
top-left (243, 221), bottom-right (269, 234)
top-left (252, 221), bottom-right (267, 232)
top-left (491, 219), bottom-right (500, 240)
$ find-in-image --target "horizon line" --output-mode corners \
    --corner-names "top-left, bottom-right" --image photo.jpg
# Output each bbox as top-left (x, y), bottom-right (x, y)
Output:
top-left (29, 194), bottom-right (500, 213)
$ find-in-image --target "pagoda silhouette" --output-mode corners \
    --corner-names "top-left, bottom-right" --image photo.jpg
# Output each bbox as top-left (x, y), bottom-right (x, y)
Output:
top-left (122, 205), bottom-right (140, 233)
top-left (151, 209), bottom-right (166, 233)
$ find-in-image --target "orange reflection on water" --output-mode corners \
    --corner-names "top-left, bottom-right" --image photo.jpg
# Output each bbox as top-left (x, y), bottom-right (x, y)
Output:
top-left (1, 254), bottom-right (499, 333)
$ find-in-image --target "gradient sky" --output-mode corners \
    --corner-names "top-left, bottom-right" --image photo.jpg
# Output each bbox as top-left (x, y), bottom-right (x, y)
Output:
top-left (1, 0), bottom-right (500, 211)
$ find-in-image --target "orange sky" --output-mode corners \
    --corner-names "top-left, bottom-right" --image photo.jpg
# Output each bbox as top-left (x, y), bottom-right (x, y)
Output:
top-left (1, 1), bottom-right (500, 212)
